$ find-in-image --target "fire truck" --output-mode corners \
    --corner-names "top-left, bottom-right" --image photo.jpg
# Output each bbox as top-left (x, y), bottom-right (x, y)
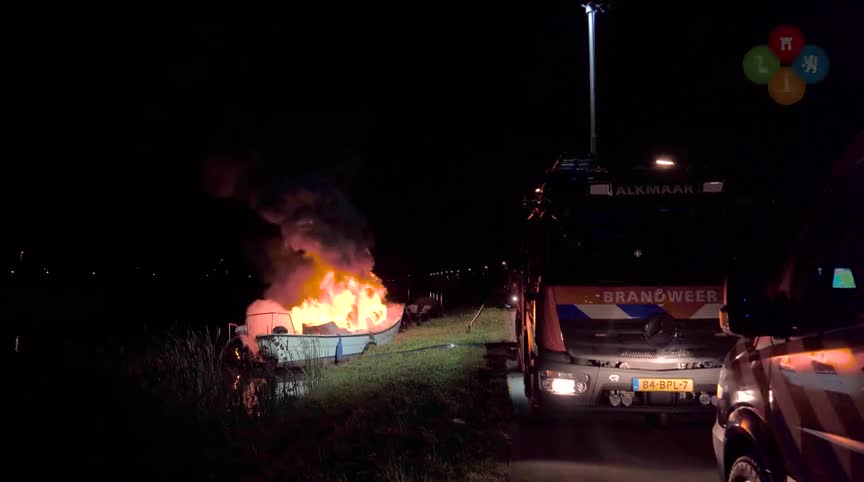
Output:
top-left (515, 157), bottom-right (737, 414)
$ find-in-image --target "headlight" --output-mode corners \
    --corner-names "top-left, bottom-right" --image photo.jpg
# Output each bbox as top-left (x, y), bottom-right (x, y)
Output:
top-left (550, 378), bottom-right (576, 394)
top-left (541, 370), bottom-right (590, 395)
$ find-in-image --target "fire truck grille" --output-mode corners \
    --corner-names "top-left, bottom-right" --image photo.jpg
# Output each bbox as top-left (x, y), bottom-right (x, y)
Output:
top-left (618, 349), bottom-right (695, 359)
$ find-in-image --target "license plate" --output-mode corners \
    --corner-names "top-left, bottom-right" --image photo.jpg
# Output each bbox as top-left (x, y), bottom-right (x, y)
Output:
top-left (632, 378), bottom-right (693, 392)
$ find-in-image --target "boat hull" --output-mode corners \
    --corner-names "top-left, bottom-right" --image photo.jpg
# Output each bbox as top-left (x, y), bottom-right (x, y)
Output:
top-left (255, 316), bottom-right (401, 366)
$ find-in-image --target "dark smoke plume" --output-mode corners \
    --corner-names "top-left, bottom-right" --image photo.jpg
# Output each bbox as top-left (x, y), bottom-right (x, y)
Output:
top-left (205, 156), bottom-right (377, 309)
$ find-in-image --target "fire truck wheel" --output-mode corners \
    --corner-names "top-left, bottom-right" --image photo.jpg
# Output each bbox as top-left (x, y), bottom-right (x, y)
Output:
top-left (521, 330), bottom-right (532, 372)
top-left (520, 367), bottom-right (547, 422)
top-left (513, 368), bottom-right (533, 412)
top-left (525, 366), bottom-right (540, 402)
top-left (515, 316), bottom-right (525, 370)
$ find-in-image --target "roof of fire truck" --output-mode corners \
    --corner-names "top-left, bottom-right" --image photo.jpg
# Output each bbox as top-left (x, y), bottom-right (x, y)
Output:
top-left (531, 156), bottom-right (727, 208)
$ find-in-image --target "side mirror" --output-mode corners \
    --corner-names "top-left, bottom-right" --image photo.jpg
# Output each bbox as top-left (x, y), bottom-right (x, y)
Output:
top-left (719, 302), bottom-right (787, 338)
top-left (720, 279), bottom-right (791, 338)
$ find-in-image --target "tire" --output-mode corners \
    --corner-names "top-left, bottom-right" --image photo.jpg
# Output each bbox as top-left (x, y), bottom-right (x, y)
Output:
top-left (516, 331), bottom-right (524, 371)
top-left (518, 325), bottom-right (532, 373)
top-left (514, 313), bottom-right (522, 353)
top-left (525, 366), bottom-right (542, 404)
top-left (517, 367), bottom-right (545, 422)
top-left (728, 456), bottom-right (766, 482)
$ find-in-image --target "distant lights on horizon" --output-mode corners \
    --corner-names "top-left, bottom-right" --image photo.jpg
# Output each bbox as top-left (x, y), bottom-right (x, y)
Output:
top-left (7, 264), bottom-right (500, 279)
top-left (426, 264), bottom-right (503, 277)
top-left (6, 267), bottom-right (259, 279)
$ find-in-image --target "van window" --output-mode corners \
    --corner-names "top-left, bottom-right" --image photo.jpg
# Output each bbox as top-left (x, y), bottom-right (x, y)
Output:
top-left (790, 193), bottom-right (863, 329)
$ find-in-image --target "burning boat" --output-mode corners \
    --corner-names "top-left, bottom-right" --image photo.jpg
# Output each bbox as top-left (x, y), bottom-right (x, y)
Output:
top-left (235, 271), bottom-right (403, 366)
top-left (240, 305), bottom-right (403, 366)
top-left (208, 173), bottom-right (402, 366)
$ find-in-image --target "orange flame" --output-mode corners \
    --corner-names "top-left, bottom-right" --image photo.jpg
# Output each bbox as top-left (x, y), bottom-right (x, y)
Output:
top-left (287, 270), bottom-right (388, 334)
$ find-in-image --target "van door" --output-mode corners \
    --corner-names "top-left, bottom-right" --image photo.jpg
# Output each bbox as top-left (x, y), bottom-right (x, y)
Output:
top-left (767, 197), bottom-right (864, 481)
top-left (768, 327), bottom-right (864, 481)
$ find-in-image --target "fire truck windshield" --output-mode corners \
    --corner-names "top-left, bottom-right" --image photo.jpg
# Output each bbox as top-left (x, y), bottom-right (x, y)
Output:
top-left (534, 194), bottom-right (730, 285)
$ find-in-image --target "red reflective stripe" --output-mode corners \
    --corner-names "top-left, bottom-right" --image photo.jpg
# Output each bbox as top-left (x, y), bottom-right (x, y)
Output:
top-left (540, 287), bottom-right (566, 352)
top-left (552, 285), bottom-right (722, 304)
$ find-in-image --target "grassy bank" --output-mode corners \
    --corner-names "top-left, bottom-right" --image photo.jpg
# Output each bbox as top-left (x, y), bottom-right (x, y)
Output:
top-left (250, 307), bottom-right (515, 481)
top-left (313, 306), bottom-right (513, 402)
top-left (14, 307), bottom-right (514, 482)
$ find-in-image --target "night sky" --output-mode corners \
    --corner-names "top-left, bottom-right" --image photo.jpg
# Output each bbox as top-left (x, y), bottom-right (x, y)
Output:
top-left (2, 0), bottom-right (862, 283)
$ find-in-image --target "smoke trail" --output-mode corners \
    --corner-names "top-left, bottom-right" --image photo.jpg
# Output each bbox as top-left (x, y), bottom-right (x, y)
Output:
top-left (205, 157), bottom-right (378, 309)
top-left (254, 182), bottom-right (376, 307)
